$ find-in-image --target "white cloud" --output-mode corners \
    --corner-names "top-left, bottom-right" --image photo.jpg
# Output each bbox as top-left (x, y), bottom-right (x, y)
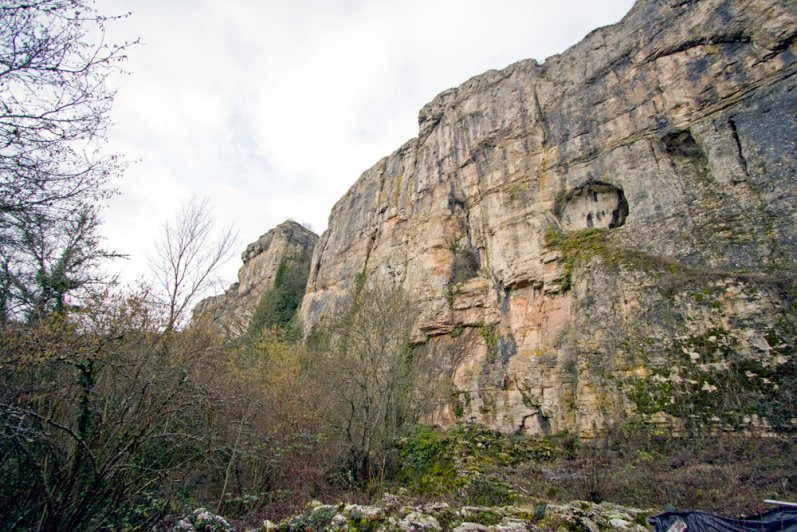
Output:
top-left (99, 0), bottom-right (635, 287)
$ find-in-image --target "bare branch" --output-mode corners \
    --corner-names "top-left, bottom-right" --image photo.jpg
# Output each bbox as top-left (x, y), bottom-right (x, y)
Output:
top-left (0, 1), bottom-right (134, 320)
top-left (150, 196), bottom-right (237, 330)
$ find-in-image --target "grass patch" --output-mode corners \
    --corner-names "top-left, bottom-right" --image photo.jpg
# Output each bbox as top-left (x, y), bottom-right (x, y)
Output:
top-left (449, 324), bottom-right (465, 338)
top-left (543, 225), bottom-right (684, 291)
top-left (388, 423), bottom-right (796, 518)
top-left (391, 424), bottom-right (561, 505)
top-left (477, 321), bottom-right (499, 363)
top-left (449, 238), bottom-right (480, 284)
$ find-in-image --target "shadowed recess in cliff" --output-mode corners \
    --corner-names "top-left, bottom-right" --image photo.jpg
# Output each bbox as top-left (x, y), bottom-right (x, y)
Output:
top-left (555, 181), bottom-right (629, 231)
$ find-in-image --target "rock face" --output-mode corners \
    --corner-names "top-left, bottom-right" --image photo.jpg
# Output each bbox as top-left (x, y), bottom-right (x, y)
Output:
top-left (193, 220), bottom-right (318, 337)
top-left (299, 0), bottom-right (797, 436)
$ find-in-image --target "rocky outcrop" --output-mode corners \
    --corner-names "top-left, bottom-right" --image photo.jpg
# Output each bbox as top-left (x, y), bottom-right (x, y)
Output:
top-left (193, 220), bottom-right (318, 337)
top-left (269, 498), bottom-right (650, 531)
top-left (299, 0), bottom-right (797, 436)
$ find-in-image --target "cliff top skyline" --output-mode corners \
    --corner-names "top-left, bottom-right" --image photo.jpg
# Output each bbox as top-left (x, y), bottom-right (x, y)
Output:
top-left (98, 0), bottom-right (634, 288)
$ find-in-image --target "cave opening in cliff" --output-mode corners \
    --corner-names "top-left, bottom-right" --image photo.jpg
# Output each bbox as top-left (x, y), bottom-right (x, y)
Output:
top-left (662, 129), bottom-right (703, 158)
top-left (556, 181), bottom-right (629, 231)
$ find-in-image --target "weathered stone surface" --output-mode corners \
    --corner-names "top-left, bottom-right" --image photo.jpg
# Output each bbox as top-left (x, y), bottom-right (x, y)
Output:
top-left (271, 497), bottom-right (650, 532)
top-left (193, 220), bottom-right (317, 337)
top-left (298, 0), bottom-right (797, 435)
top-left (173, 508), bottom-right (233, 532)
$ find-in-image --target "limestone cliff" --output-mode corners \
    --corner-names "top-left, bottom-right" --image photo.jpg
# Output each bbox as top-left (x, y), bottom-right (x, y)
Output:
top-left (194, 220), bottom-right (318, 337)
top-left (299, 0), bottom-right (797, 436)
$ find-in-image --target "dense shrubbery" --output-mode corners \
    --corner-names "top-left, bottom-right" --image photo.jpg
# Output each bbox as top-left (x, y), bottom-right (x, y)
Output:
top-left (0, 289), bottom-right (214, 530)
top-left (0, 275), bottom-right (425, 528)
top-left (513, 424), bottom-right (797, 516)
top-left (3, 276), bottom-right (796, 529)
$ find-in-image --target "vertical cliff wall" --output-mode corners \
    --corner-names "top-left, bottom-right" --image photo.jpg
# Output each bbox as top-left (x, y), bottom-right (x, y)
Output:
top-left (299, 0), bottom-right (797, 436)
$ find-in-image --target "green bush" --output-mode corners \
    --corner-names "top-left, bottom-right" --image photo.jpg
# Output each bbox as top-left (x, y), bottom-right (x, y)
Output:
top-left (395, 426), bottom-right (458, 495)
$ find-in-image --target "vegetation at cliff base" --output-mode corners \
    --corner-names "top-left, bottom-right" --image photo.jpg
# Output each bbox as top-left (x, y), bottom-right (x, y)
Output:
top-left (388, 423), bottom-right (797, 519)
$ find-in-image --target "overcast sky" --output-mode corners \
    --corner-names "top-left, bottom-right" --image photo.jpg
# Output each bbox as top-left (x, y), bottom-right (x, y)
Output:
top-left (99, 0), bottom-right (635, 289)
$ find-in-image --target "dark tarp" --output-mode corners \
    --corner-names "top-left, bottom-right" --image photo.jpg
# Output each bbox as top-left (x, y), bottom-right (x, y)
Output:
top-left (649, 509), bottom-right (797, 531)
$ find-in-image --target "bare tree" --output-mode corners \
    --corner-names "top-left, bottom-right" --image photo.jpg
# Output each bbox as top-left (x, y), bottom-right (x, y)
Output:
top-left (321, 282), bottom-right (421, 485)
top-left (0, 1), bottom-right (135, 320)
top-left (0, 0), bottom-right (132, 215)
top-left (150, 197), bottom-right (236, 330)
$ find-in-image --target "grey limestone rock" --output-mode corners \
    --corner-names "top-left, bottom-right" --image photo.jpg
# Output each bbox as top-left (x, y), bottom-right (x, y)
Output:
top-left (296, 0), bottom-right (797, 435)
